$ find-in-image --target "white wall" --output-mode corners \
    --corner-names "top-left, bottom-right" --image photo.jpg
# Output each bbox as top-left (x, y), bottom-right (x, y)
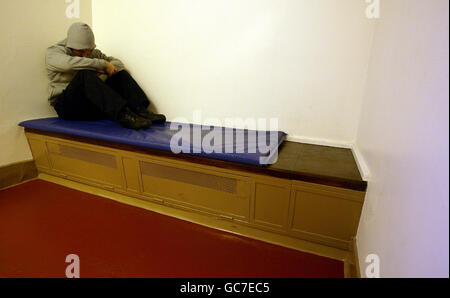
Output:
top-left (2, 0), bottom-right (448, 277)
top-left (0, 0), bottom-right (92, 167)
top-left (92, 0), bottom-right (375, 145)
top-left (356, 0), bottom-right (449, 277)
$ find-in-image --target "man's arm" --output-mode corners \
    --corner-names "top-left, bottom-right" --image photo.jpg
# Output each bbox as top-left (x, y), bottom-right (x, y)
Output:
top-left (46, 46), bottom-right (106, 72)
top-left (91, 49), bottom-right (125, 72)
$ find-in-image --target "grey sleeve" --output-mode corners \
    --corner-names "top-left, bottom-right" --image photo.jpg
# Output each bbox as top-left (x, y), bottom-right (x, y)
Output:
top-left (91, 49), bottom-right (125, 72)
top-left (46, 47), bottom-right (106, 72)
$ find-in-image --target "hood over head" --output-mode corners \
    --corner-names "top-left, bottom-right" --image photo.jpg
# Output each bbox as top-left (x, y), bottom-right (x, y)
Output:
top-left (66, 22), bottom-right (96, 50)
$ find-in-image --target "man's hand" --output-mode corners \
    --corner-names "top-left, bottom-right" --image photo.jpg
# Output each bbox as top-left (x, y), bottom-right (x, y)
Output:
top-left (104, 60), bottom-right (118, 77)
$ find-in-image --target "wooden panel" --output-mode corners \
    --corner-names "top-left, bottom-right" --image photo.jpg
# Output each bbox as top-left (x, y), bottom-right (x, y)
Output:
top-left (23, 130), bottom-right (367, 252)
top-left (140, 159), bottom-right (251, 220)
top-left (290, 182), bottom-right (364, 242)
top-left (254, 181), bottom-right (291, 229)
top-left (24, 128), bottom-right (367, 191)
top-left (53, 144), bottom-right (117, 168)
top-left (141, 162), bottom-right (237, 194)
top-left (122, 157), bottom-right (140, 193)
top-left (27, 137), bottom-right (50, 170)
top-left (47, 142), bottom-right (122, 189)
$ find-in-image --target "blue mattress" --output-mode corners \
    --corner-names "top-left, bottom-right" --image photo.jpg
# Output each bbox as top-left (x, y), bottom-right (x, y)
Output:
top-left (19, 118), bottom-right (287, 166)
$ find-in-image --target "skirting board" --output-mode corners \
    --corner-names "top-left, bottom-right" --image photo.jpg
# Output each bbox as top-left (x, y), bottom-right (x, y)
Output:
top-left (286, 135), bottom-right (352, 149)
top-left (0, 160), bottom-right (38, 190)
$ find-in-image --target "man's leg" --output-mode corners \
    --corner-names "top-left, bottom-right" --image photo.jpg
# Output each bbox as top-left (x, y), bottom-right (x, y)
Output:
top-left (55, 70), bottom-right (128, 121)
top-left (105, 70), bottom-right (150, 111)
top-left (54, 70), bottom-right (152, 130)
top-left (105, 70), bottom-right (167, 124)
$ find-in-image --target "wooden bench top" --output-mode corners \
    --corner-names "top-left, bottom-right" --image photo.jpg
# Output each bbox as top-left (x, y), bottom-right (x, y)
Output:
top-left (26, 128), bottom-right (367, 192)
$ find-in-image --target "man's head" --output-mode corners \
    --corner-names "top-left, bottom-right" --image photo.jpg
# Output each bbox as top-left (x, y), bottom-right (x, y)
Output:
top-left (66, 22), bottom-right (96, 57)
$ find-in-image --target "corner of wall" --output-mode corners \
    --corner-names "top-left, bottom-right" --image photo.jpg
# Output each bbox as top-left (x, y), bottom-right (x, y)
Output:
top-left (350, 21), bottom-right (379, 183)
top-left (350, 143), bottom-right (370, 181)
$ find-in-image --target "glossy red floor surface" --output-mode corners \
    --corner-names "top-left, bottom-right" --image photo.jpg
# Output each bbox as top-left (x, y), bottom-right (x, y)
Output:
top-left (0, 180), bottom-right (344, 278)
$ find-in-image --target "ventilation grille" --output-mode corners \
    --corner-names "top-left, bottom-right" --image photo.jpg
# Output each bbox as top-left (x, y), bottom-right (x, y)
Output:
top-left (140, 161), bottom-right (237, 194)
top-left (58, 145), bottom-right (117, 169)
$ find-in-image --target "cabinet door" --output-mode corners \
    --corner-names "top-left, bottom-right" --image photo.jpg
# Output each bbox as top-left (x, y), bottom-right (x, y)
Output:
top-left (253, 177), bottom-right (292, 230)
top-left (140, 158), bottom-right (251, 221)
top-left (289, 181), bottom-right (364, 242)
top-left (46, 141), bottom-right (123, 189)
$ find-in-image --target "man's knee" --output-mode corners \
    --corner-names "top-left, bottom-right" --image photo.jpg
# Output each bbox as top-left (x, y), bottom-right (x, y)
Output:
top-left (76, 69), bottom-right (97, 78)
top-left (105, 69), bottom-right (131, 84)
top-left (73, 70), bottom-right (104, 85)
top-left (115, 69), bottom-right (129, 78)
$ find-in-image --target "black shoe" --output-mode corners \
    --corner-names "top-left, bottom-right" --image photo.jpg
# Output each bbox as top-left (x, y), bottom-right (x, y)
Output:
top-left (118, 107), bottom-right (152, 130)
top-left (134, 106), bottom-right (167, 124)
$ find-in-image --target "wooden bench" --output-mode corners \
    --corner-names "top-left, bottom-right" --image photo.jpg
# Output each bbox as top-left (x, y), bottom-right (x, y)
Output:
top-left (25, 127), bottom-right (367, 251)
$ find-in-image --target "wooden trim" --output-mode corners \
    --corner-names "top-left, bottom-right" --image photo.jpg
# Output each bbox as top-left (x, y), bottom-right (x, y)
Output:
top-left (24, 128), bottom-right (368, 192)
top-left (353, 237), bottom-right (362, 278)
top-left (286, 135), bottom-right (352, 149)
top-left (0, 160), bottom-right (38, 190)
top-left (351, 144), bottom-right (371, 181)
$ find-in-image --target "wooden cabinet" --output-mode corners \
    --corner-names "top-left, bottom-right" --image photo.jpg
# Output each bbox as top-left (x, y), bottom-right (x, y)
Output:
top-left (25, 131), bottom-right (365, 251)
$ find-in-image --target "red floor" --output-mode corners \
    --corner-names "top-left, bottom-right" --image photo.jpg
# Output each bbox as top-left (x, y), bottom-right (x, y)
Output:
top-left (0, 180), bottom-right (344, 278)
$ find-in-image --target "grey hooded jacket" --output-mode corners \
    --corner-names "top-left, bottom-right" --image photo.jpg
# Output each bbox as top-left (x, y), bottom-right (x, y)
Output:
top-left (45, 23), bottom-right (125, 104)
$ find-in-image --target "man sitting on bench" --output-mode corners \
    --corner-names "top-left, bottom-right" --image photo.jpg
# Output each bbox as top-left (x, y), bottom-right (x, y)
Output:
top-left (45, 22), bottom-right (166, 130)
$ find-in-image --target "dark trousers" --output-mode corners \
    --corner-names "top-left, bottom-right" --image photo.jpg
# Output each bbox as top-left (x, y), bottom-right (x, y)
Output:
top-left (54, 70), bottom-right (150, 121)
